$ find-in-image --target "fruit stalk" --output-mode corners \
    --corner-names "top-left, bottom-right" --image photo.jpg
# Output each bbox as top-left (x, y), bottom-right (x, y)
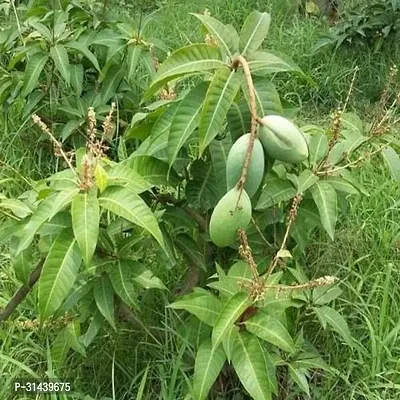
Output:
top-left (232, 56), bottom-right (259, 195)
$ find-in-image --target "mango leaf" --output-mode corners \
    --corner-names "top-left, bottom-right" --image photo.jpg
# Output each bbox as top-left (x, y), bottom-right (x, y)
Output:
top-left (310, 182), bottom-right (337, 240)
top-left (17, 195), bottom-right (57, 254)
top-left (340, 169), bottom-right (369, 196)
top-left (292, 354), bottom-right (330, 372)
top-left (209, 135), bottom-right (232, 197)
top-left (244, 311), bottom-right (295, 353)
top-left (126, 45), bottom-right (143, 84)
top-left (101, 65), bottom-right (124, 103)
top-left (22, 52), bottom-right (48, 97)
top-left (256, 177), bottom-right (296, 210)
top-left (135, 102), bottom-right (180, 160)
top-left (51, 329), bottom-right (70, 369)
top-left (382, 146), bottom-right (400, 184)
top-left (106, 163), bottom-right (152, 193)
top-left (91, 29), bottom-right (124, 46)
top-left (50, 44), bottom-right (70, 84)
top-left (94, 274), bottom-right (116, 330)
top-left (0, 199), bottom-right (32, 218)
top-left (326, 178), bottom-right (359, 195)
top-left (232, 332), bottom-right (273, 400)
top-left (124, 155), bottom-right (180, 186)
top-left (71, 191), bottom-right (99, 267)
top-left (297, 170), bottom-right (319, 194)
top-left (66, 41), bottom-right (100, 72)
top-left (313, 306), bottom-right (353, 347)
top-left (109, 260), bottom-right (140, 309)
top-left (326, 142), bottom-right (345, 166)
top-left (227, 99), bottom-right (251, 142)
top-left (308, 132), bottom-right (328, 167)
top-left (99, 186), bottom-right (164, 249)
top-left (169, 291), bottom-right (222, 327)
top-left (10, 237), bottom-right (32, 284)
top-left (168, 83), bottom-right (208, 165)
top-left (70, 64), bottom-right (83, 96)
top-left (239, 11), bottom-right (271, 56)
top-left (222, 325), bottom-right (239, 362)
top-left (341, 112), bottom-right (363, 135)
top-left (288, 364), bottom-right (310, 397)
top-left (247, 50), bottom-right (303, 76)
top-left (144, 44), bottom-right (224, 100)
top-left (185, 160), bottom-right (220, 210)
top-left (48, 187), bottom-right (80, 221)
top-left (212, 292), bottom-right (251, 348)
top-left (242, 77), bottom-right (283, 117)
top-left (174, 234), bottom-right (207, 271)
top-left (65, 320), bottom-right (86, 356)
top-left (192, 341), bottom-right (226, 400)
top-left (129, 260), bottom-right (166, 290)
top-left (82, 310), bottom-right (104, 347)
top-left (38, 230), bottom-right (81, 320)
top-left (94, 163), bottom-right (108, 193)
top-left (191, 13), bottom-right (239, 57)
top-left (313, 286), bottom-right (342, 305)
top-left (199, 67), bottom-right (241, 154)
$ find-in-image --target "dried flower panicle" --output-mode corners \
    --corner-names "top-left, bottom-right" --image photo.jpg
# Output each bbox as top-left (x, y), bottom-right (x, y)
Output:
top-left (287, 194), bottom-right (303, 223)
top-left (4, 313), bottom-right (74, 331)
top-left (328, 107), bottom-right (343, 150)
top-left (204, 33), bottom-right (218, 47)
top-left (149, 44), bottom-right (160, 72)
top-left (158, 87), bottom-right (176, 101)
top-left (32, 114), bottom-right (75, 167)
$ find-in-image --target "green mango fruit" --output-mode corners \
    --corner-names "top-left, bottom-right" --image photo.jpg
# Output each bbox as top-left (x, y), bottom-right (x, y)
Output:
top-left (226, 133), bottom-right (265, 198)
top-left (209, 188), bottom-right (252, 247)
top-left (258, 115), bottom-right (308, 164)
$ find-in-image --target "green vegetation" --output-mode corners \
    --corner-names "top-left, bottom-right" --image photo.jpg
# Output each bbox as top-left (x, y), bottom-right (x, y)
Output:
top-left (0, 1), bottom-right (399, 399)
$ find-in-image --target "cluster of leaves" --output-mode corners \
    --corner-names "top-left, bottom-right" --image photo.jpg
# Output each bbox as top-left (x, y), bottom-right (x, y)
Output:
top-left (0, 0), bottom-right (168, 146)
top-left (314, 0), bottom-right (400, 53)
top-left (0, 6), bottom-right (399, 400)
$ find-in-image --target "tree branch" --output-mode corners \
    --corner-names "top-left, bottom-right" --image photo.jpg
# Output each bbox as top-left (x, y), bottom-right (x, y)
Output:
top-left (0, 260), bottom-right (44, 323)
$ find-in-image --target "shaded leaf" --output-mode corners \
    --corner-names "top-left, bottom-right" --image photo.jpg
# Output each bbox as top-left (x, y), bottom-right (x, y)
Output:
top-left (310, 182), bottom-right (337, 240)
top-left (199, 67), bottom-right (241, 154)
top-left (192, 341), bottom-right (226, 400)
top-left (212, 292), bottom-right (251, 348)
top-left (109, 260), bottom-right (140, 309)
top-left (168, 83), bottom-right (208, 165)
top-left (256, 177), bottom-right (296, 209)
top-left (313, 306), bottom-right (353, 347)
top-left (50, 44), bottom-right (70, 84)
top-left (94, 274), bottom-right (116, 330)
top-left (169, 291), bottom-right (222, 327)
top-left (99, 186), bottom-right (164, 249)
top-left (38, 230), bottom-right (81, 320)
top-left (22, 52), bottom-right (48, 97)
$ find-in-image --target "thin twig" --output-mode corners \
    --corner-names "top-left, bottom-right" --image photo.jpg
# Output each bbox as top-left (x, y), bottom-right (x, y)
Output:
top-left (316, 140), bottom-right (393, 176)
top-left (32, 115), bottom-right (79, 181)
top-left (264, 195), bottom-right (303, 280)
top-left (0, 260), bottom-right (44, 322)
top-left (232, 56), bottom-right (258, 196)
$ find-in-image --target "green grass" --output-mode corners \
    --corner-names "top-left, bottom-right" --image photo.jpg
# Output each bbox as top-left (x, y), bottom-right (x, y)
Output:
top-left (0, 0), bottom-right (399, 399)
